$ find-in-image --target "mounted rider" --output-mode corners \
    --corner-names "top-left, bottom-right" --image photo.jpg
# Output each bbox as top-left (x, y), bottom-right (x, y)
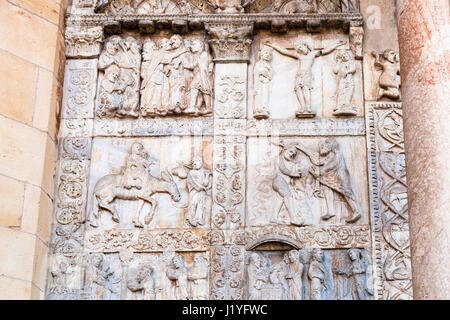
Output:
top-left (123, 142), bottom-right (155, 190)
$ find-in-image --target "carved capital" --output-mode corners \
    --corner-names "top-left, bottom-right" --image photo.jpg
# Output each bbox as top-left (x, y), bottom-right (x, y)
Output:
top-left (206, 23), bottom-right (254, 63)
top-left (65, 26), bottom-right (104, 59)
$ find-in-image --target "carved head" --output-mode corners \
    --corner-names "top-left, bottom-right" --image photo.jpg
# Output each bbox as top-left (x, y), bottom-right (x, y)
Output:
top-left (130, 142), bottom-right (145, 156)
top-left (319, 138), bottom-right (338, 156)
top-left (106, 65), bottom-right (120, 82)
top-left (173, 255), bottom-right (185, 269)
top-left (283, 145), bottom-right (298, 161)
top-left (105, 36), bottom-right (121, 54)
top-left (170, 35), bottom-right (184, 50)
top-left (143, 40), bottom-right (157, 58)
top-left (190, 39), bottom-right (204, 54)
top-left (91, 253), bottom-right (104, 268)
top-left (288, 250), bottom-right (299, 263)
top-left (294, 39), bottom-right (312, 55)
top-left (161, 38), bottom-right (172, 51)
top-left (348, 248), bottom-right (361, 261)
top-left (383, 49), bottom-right (397, 63)
top-left (336, 49), bottom-right (353, 63)
top-left (192, 157), bottom-right (204, 170)
top-left (250, 253), bottom-right (262, 267)
top-left (311, 248), bottom-right (323, 262)
top-left (260, 47), bottom-right (273, 62)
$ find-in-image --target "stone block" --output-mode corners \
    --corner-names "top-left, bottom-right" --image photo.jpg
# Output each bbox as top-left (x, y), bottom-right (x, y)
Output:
top-left (0, 276), bottom-right (32, 300)
top-left (0, 175), bottom-right (25, 228)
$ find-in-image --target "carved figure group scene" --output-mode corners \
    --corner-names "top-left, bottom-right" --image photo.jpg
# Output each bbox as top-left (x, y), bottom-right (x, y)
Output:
top-left (87, 138), bottom-right (212, 230)
top-left (246, 248), bottom-right (373, 300)
top-left (251, 32), bottom-right (364, 120)
top-left (97, 34), bottom-right (213, 119)
top-left (47, 0), bottom-right (413, 301)
top-left (248, 137), bottom-right (368, 227)
top-left (94, 0), bottom-right (361, 14)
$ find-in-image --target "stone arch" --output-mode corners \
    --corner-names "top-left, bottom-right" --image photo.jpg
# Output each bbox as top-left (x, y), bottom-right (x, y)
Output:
top-left (246, 234), bottom-right (302, 250)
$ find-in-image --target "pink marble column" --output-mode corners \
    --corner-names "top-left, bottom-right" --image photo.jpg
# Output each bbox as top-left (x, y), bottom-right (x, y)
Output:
top-left (396, 0), bottom-right (450, 299)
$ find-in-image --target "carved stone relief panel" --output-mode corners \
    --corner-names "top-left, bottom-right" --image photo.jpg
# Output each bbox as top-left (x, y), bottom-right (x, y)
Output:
top-left (95, 33), bottom-right (213, 119)
top-left (86, 137), bottom-right (212, 230)
top-left (247, 136), bottom-right (369, 227)
top-left (366, 102), bottom-right (412, 300)
top-left (49, 0), bottom-right (412, 301)
top-left (245, 248), bottom-right (373, 300)
top-left (250, 31), bottom-right (363, 119)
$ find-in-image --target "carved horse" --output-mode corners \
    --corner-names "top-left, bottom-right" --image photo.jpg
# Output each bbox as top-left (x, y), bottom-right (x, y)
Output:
top-left (88, 170), bottom-right (181, 228)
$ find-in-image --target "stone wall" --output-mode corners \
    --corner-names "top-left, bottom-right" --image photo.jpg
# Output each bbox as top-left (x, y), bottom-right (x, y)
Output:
top-left (0, 0), bottom-right (71, 299)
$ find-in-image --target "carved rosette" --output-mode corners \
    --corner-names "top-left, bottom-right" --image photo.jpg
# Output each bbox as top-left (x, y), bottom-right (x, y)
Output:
top-left (366, 102), bottom-right (412, 300)
top-left (61, 60), bottom-right (98, 119)
top-left (206, 23), bottom-right (253, 63)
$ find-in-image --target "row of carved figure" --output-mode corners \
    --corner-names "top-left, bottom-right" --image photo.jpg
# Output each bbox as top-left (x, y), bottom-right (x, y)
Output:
top-left (93, 0), bottom-right (360, 14)
top-left (49, 248), bottom-right (372, 300)
top-left (248, 248), bottom-right (373, 300)
top-left (49, 251), bottom-right (209, 300)
top-left (97, 34), bottom-right (400, 120)
top-left (98, 35), bottom-right (213, 118)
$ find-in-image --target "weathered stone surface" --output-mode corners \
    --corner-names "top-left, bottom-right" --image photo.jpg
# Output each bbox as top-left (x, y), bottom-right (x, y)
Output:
top-left (42, 0), bottom-right (421, 301)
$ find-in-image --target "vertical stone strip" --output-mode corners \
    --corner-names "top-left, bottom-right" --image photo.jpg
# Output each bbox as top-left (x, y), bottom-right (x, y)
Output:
top-left (366, 102), bottom-right (413, 300)
top-left (207, 23), bottom-right (253, 300)
top-left (46, 27), bottom-right (102, 299)
top-left (396, 0), bottom-right (450, 299)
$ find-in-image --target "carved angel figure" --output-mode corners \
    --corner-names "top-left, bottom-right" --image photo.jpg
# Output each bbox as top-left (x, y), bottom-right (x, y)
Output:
top-left (296, 138), bottom-right (362, 223)
top-left (253, 46), bottom-right (273, 119)
top-left (372, 49), bottom-right (401, 100)
top-left (333, 49), bottom-right (357, 116)
top-left (265, 39), bottom-right (345, 117)
top-left (187, 254), bottom-right (209, 300)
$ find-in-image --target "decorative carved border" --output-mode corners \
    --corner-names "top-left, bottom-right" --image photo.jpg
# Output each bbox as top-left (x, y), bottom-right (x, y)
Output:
top-left (366, 102), bottom-right (413, 300)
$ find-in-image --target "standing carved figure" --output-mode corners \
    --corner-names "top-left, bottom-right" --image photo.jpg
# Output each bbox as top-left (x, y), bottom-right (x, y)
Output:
top-left (253, 46), bottom-right (273, 119)
top-left (265, 39), bottom-right (345, 117)
top-left (272, 143), bottom-right (309, 226)
top-left (163, 35), bottom-right (195, 114)
top-left (296, 138), bottom-right (362, 223)
top-left (372, 49), bottom-right (401, 100)
top-left (308, 249), bottom-right (326, 300)
top-left (247, 253), bottom-right (268, 300)
top-left (188, 254), bottom-right (209, 300)
top-left (185, 39), bottom-right (213, 116)
top-left (167, 255), bottom-right (189, 300)
top-left (333, 49), bottom-right (357, 116)
top-left (284, 250), bottom-right (304, 300)
top-left (340, 0), bottom-right (359, 12)
top-left (141, 38), bottom-right (171, 117)
top-left (347, 249), bottom-right (372, 300)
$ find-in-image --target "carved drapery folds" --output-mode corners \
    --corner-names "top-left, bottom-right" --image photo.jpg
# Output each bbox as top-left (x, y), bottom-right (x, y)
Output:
top-left (48, 0), bottom-right (412, 300)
